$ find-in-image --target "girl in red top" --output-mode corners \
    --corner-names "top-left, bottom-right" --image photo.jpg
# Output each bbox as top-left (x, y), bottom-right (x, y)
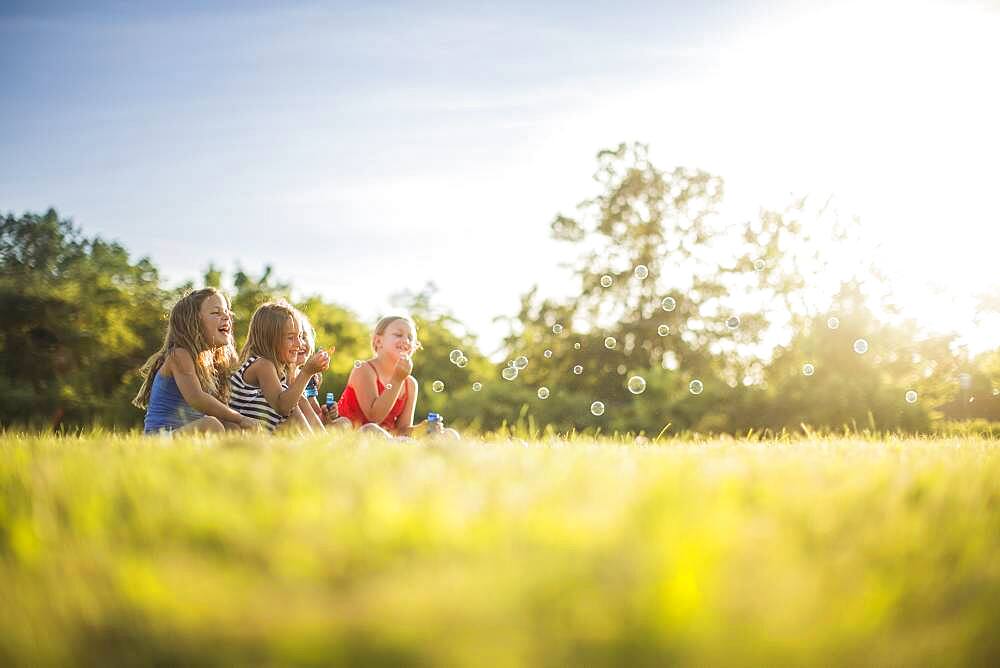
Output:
top-left (337, 315), bottom-right (422, 438)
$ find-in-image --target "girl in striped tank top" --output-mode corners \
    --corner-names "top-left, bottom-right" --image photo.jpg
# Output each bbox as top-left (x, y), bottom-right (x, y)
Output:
top-left (229, 301), bottom-right (331, 432)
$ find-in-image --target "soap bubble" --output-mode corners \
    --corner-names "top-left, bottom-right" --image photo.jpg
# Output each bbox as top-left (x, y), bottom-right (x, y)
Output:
top-left (634, 265), bottom-right (649, 279)
top-left (753, 258), bottom-right (766, 272)
top-left (827, 317), bottom-right (840, 330)
top-left (617, 364), bottom-right (627, 375)
top-left (354, 360), bottom-right (362, 368)
top-left (994, 389), bottom-right (1000, 397)
top-left (543, 349), bottom-right (553, 359)
top-left (905, 390), bottom-right (918, 404)
top-left (501, 366), bottom-right (518, 381)
top-left (513, 356), bottom-right (529, 370)
top-left (574, 342), bottom-right (581, 350)
top-left (552, 323), bottom-right (563, 334)
top-left (853, 339), bottom-right (869, 354)
top-left (600, 274), bottom-right (613, 288)
top-left (802, 363), bottom-right (815, 376)
top-left (689, 379), bottom-right (704, 395)
top-left (456, 356), bottom-right (468, 368)
top-left (431, 380), bottom-right (445, 393)
top-left (590, 401), bottom-right (606, 416)
top-left (726, 315), bottom-right (741, 330)
top-left (449, 349), bottom-right (463, 364)
top-left (657, 324), bottom-right (670, 336)
top-left (537, 387), bottom-right (550, 400)
top-left (661, 297), bottom-right (677, 312)
top-left (573, 365), bottom-right (583, 375)
top-left (604, 336), bottom-right (617, 349)
top-left (627, 376), bottom-right (647, 394)
top-left (472, 382), bottom-right (482, 392)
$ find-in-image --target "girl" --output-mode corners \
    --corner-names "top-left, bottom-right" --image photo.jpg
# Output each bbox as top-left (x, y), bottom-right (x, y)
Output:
top-left (229, 300), bottom-right (330, 432)
top-left (338, 315), bottom-right (458, 439)
top-left (290, 309), bottom-right (351, 430)
top-left (134, 288), bottom-right (258, 434)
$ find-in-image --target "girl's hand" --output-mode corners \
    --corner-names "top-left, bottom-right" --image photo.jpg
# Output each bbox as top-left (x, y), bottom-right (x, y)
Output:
top-left (239, 416), bottom-right (262, 431)
top-left (392, 353), bottom-right (413, 381)
top-left (320, 402), bottom-right (339, 423)
top-left (304, 349), bottom-right (331, 374)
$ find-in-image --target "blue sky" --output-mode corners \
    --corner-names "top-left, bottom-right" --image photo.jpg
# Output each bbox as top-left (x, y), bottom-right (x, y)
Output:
top-left (3, 0), bottom-right (999, 354)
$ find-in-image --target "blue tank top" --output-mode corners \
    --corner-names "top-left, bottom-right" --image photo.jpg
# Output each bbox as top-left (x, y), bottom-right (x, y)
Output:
top-left (144, 372), bottom-right (204, 433)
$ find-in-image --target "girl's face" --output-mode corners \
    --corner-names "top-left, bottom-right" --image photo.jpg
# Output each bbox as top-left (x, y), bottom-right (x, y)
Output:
top-left (375, 319), bottom-right (416, 361)
top-left (295, 327), bottom-right (311, 366)
top-left (280, 318), bottom-right (301, 365)
top-left (199, 294), bottom-right (232, 348)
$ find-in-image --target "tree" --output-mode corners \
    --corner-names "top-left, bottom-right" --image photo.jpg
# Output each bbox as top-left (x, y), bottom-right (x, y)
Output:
top-left (0, 210), bottom-right (169, 427)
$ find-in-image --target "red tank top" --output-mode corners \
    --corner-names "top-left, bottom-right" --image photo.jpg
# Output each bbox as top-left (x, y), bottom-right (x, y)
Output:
top-left (338, 361), bottom-right (409, 431)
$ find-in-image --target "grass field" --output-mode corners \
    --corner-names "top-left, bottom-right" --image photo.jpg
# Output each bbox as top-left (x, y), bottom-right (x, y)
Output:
top-left (2, 430), bottom-right (999, 666)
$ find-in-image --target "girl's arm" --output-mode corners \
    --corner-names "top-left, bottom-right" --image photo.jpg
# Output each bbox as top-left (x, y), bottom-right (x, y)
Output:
top-left (167, 349), bottom-right (252, 426)
top-left (349, 359), bottom-right (409, 425)
top-left (393, 376), bottom-right (419, 437)
top-left (250, 353), bottom-right (328, 417)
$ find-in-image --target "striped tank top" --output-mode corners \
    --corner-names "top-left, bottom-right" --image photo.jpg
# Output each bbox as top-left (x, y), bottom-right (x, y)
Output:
top-left (229, 356), bottom-right (288, 431)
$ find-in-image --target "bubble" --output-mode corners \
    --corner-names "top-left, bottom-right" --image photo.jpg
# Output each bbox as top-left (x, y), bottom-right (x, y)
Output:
top-left (354, 360), bottom-right (362, 368)
top-left (513, 356), bottom-right (529, 370)
top-left (661, 297), bottom-right (677, 312)
top-left (994, 389), bottom-right (1000, 397)
top-left (537, 387), bottom-right (550, 400)
top-left (449, 349), bottom-right (463, 364)
top-left (627, 376), bottom-right (647, 394)
top-left (472, 381), bottom-right (482, 392)
top-left (456, 356), bottom-right (468, 368)
top-left (574, 342), bottom-right (581, 350)
top-left (634, 265), bottom-right (649, 280)
top-left (600, 274), bottom-right (613, 288)
top-left (501, 366), bottom-right (518, 381)
top-left (802, 363), bottom-right (815, 376)
top-left (853, 339), bottom-right (869, 354)
top-left (604, 336), bottom-right (617, 349)
top-left (657, 324), bottom-right (670, 336)
top-left (726, 315), bottom-right (741, 330)
top-left (552, 323), bottom-right (563, 334)
top-left (590, 401), bottom-right (606, 416)
top-left (689, 379), bottom-right (704, 395)
top-left (431, 380), bottom-right (445, 393)
top-left (573, 365), bottom-right (583, 375)
top-left (617, 364), bottom-right (627, 375)
top-left (753, 258), bottom-right (766, 272)
top-left (827, 317), bottom-right (840, 330)
top-left (905, 390), bottom-right (918, 404)
top-left (543, 349), bottom-right (553, 359)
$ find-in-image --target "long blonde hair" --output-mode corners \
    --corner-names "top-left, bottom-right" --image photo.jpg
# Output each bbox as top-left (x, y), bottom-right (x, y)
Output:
top-left (133, 288), bottom-right (236, 409)
top-left (240, 300), bottom-right (299, 379)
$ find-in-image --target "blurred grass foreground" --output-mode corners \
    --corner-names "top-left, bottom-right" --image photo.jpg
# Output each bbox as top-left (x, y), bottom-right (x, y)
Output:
top-left (2, 431), bottom-right (999, 666)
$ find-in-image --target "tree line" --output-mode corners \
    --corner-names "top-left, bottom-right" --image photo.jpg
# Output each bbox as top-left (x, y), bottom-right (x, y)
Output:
top-left (3, 144), bottom-right (997, 433)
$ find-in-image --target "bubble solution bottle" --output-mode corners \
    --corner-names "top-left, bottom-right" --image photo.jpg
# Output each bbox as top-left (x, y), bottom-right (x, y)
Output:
top-left (426, 412), bottom-right (444, 437)
top-left (325, 392), bottom-right (336, 410)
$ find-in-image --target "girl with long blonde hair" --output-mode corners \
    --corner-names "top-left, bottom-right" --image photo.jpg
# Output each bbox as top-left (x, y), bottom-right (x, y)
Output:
top-left (229, 300), bottom-right (331, 432)
top-left (134, 288), bottom-right (258, 434)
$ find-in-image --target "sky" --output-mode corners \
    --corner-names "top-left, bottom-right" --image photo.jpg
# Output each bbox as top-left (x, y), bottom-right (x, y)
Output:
top-left (2, 0), bottom-right (998, 356)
